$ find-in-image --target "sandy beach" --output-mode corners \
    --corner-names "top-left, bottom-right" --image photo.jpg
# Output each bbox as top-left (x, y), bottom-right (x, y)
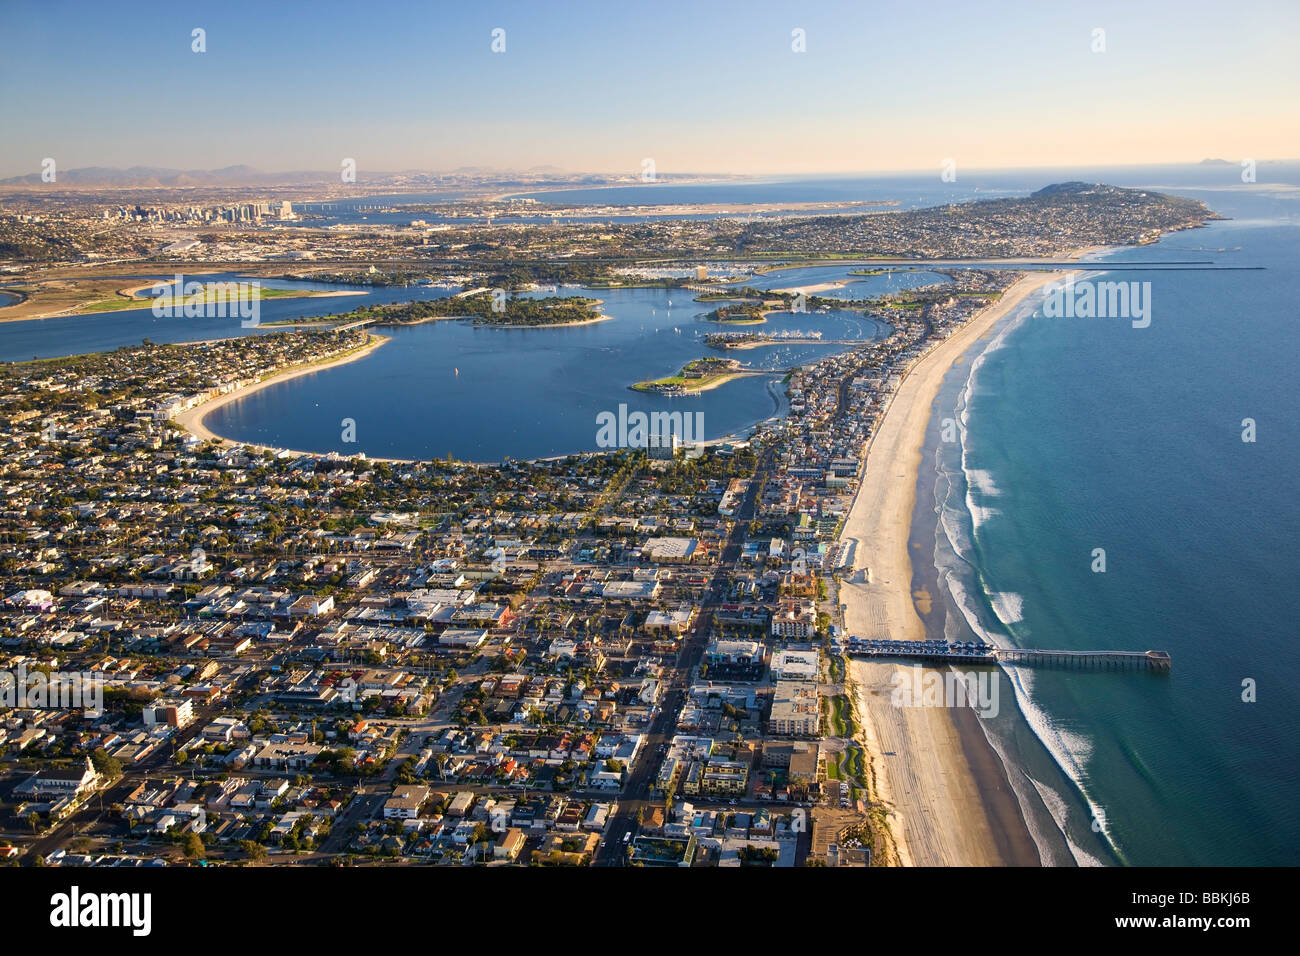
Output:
top-left (839, 271), bottom-right (1063, 866)
top-left (172, 333), bottom-right (393, 446)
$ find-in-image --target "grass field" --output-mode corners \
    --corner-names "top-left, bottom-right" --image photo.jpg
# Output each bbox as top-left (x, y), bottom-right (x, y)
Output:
top-left (82, 285), bottom-right (317, 313)
top-left (1, 277), bottom-right (341, 320)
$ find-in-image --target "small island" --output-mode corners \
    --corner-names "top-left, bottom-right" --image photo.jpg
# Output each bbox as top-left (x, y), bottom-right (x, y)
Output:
top-left (468, 293), bottom-right (607, 327)
top-left (631, 356), bottom-right (757, 394)
top-left (708, 302), bottom-right (768, 324)
top-left (265, 292), bottom-right (608, 329)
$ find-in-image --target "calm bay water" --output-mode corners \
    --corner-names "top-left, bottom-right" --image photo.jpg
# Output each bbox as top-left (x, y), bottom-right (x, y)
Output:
top-left (0, 275), bottom-right (455, 361)
top-left (202, 290), bottom-right (887, 461)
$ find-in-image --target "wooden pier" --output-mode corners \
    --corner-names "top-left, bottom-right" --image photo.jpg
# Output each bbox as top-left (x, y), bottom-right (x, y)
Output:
top-left (845, 637), bottom-right (1171, 673)
top-left (995, 648), bottom-right (1172, 672)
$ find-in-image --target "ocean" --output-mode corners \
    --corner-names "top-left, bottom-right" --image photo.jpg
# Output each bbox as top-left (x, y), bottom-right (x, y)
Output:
top-left (918, 166), bottom-right (1300, 865)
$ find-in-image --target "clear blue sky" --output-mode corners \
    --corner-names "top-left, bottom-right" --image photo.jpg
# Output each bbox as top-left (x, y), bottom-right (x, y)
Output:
top-left (2, 0), bottom-right (1297, 178)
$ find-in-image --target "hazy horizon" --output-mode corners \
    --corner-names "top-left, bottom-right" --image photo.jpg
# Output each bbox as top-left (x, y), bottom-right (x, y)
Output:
top-left (6, 157), bottom-right (1300, 182)
top-left (3, 0), bottom-right (1298, 181)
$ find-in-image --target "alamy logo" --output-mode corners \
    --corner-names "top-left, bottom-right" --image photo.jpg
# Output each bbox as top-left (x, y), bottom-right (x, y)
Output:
top-left (890, 668), bottom-right (999, 718)
top-left (151, 274), bottom-right (261, 327)
top-left (1043, 275), bottom-right (1151, 328)
top-left (595, 403), bottom-right (704, 459)
top-left (0, 665), bottom-right (102, 712)
top-left (50, 886), bottom-right (151, 936)
top-left (337, 677), bottom-right (358, 704)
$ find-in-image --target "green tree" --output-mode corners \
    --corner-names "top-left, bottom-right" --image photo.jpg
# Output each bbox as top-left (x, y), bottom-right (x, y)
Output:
top-left (90, 748), bottom-right (122, 780)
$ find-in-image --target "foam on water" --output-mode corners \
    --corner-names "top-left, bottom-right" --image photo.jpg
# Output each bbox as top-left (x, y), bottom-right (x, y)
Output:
top-left (1026, 775), bottom-right (1108, 867)
top-left (965, 468), bottom-right (1001, 497)
top-left (966, 501), bottom-right (1001, 530)
top-left (929, 285), bottom-right (1129, 863)
top-left (989, 591), bottom-right (1024, 624)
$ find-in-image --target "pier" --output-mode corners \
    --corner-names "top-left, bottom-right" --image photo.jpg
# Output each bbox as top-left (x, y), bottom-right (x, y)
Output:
top-left (996, 647), bottom-right (1172, 672)
top-left (845, 637), bottom-right (1171, 672)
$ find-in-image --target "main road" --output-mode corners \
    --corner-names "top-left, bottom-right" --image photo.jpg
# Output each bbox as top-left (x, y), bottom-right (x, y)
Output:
top-left (593, 447), bottom-right (772, 865)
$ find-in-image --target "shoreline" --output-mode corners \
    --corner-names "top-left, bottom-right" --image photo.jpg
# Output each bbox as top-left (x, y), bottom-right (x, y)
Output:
top-left (838, 270), bottom-right (1063, 865)
top-left (630, 368), bottom-right (772, 395)
top-left (0, 282), bottom-right (367, 323)
top-left (475, 313), bottom-right (612, 329)
top-left (171, 332), bottom-right (398, 451)
top-left (169, 267), bottom-right (1061, 479)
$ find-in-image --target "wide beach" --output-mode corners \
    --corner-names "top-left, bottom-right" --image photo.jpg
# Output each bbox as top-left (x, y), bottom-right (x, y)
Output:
top-left (839, 271), bottom-right (1063, 866)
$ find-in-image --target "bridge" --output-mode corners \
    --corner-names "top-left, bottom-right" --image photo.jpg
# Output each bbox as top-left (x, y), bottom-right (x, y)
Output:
top-left (331, 317), bottom-right (379, 332)
top-left (845, 637), bottom-right (1171, 672)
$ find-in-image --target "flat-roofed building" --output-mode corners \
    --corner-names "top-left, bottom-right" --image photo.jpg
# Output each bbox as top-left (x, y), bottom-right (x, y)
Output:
top-left (447, 791), bottom-right (476, 818)
top-left (705, 638), bottom-right (766, 666)
top-left (642, 536), bottom-right (700, 564)
top-left (601, 579), bottom-right (661, 601)
top-left (701, 758), bottom-right (749, 795)
top-left (438, 628), bottom-right (488, 648)
top-left (253, 741), bottom-right (323, 771)
top-left (770, 648), bottom-right (819, 680)
top-left (644, 605), bottom-right (695, 635)
top-left (771, 601), bottom-right (817, 639)
top-left (769, 680), bottom-right (820, 736)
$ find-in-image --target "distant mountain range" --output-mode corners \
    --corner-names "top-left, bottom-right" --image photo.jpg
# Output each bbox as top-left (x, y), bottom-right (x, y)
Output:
top-left (0, 165), bottom-right (332, 187)
top-left (0, 164), bottom-right (630, 189)
top-left (0, 164), bottom-right (743, 190)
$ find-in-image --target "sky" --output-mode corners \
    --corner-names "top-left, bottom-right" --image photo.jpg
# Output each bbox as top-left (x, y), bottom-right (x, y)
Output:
top-left (1, 0), bottom-right (1298, 179)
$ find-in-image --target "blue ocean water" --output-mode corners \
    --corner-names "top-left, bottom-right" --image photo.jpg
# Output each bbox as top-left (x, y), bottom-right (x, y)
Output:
top-left (514, 163), bottom-right (1294, 210)
top-left (929, 168), bottom-right (1300, 865)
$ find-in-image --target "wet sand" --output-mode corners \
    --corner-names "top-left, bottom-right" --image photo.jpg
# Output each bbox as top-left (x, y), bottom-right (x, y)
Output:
top-left (839, 272), bottom-right (1063, 865)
